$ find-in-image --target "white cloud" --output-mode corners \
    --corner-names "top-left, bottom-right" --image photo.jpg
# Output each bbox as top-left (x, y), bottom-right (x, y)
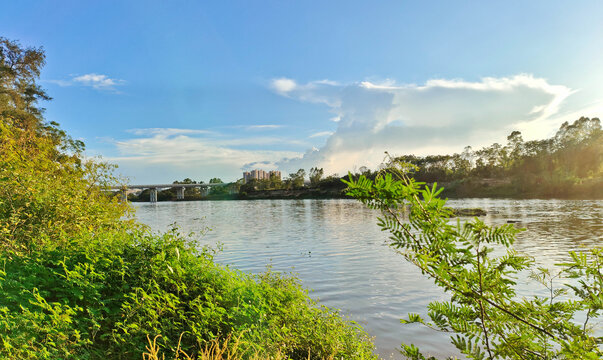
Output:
top-left (270, 74), bottom-right (578, 175)
top-left (73, 73), bottom-right (124, 89)
top-left (271, 78), bottom-right (297, 94)
top-left (126, 128), bottom-right (214, 136)
top-left (309, 131), bottom-right (334, 138)
top-left (220, 137), bottom-right (309, 147)
top-left (103, 128), bottom-right (302, 183)
top-left (48, 73), bottom-right (125, 91)
top-left (244, 124), bottom-right (283, 130)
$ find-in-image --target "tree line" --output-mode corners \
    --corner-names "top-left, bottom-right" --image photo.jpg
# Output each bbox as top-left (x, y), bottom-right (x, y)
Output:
top-left (391, 117), bottom-right (602, 197)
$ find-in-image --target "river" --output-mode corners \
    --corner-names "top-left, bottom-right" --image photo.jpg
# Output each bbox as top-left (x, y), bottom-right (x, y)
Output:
top-left (134, 198), bottom-right (602, 359)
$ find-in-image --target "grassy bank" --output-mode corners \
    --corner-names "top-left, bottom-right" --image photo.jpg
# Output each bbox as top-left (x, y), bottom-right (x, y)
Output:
top-left (0, 228), bottom-right (377, 359)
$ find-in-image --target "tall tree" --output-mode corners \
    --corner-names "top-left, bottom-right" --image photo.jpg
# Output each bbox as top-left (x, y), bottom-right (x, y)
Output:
top-left (309, 167), bottom-right (324, 186)
top-left (0, 37), bottom-right (83, 155)
top-left (288, 169), bottom-right (306, 188)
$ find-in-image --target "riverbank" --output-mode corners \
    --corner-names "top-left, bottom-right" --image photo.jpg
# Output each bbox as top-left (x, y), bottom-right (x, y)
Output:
top-left (128, 175), bottom-right (603, 202)
top-left (1, 227), bottom-right (378, 359)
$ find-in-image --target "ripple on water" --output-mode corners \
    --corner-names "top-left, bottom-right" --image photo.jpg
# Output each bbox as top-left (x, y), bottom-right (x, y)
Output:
top-left (135, 198), bottom-right (602, 359)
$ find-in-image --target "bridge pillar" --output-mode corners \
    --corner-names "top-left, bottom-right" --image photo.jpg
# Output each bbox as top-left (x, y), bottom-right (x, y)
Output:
top-left (120, 189), bottom-right (128, 202)
top-left (176, 187), bottom-right (185, 200)
top-left (150, 188), bottom-right (158, 203)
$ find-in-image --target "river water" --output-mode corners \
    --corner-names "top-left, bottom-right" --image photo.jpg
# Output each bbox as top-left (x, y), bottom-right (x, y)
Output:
top-left (134, 199), bottom-right (602, 359)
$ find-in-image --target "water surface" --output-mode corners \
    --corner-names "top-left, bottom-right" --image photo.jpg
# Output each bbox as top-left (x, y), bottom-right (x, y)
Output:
top-left (134, 199), bottom-right (602, 358)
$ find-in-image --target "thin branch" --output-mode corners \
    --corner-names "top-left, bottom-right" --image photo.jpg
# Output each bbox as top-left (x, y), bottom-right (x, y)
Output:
top-left (411, 257), bottom-right (559, 340)
top-left (476, 242), bottom-right (494, 359)
top-left (583, 308), bottom-right (591, 333)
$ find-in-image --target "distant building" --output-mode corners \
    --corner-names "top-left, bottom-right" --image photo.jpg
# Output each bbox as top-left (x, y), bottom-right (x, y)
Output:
top-left (243, 169), bottom-right (281, 183)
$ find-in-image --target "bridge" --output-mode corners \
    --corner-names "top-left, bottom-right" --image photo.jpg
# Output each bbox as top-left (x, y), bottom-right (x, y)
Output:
top-left (110, 183), bottom-right (232, 203)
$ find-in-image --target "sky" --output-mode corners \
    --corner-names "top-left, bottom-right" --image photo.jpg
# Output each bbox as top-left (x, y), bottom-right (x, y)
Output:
top-left (2, 1), bottom-right (603, 183)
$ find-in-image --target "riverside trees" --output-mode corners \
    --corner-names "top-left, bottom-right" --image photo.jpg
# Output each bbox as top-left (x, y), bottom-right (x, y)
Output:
top-left (396, 118), bottom-right (601, 183)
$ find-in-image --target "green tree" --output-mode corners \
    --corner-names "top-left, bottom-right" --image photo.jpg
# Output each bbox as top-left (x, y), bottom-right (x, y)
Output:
top-left (288, 169), bottom-right (306, 189)
top-left (344, 158), bottom-right (602, 359)
top-left (0, 38), bottom-right (129, 253)
top-left (0, 37), bottom-right (378, 360)
top-left (1, 37), bottom-right (48, 129)
top-left (269, 172), bottom-right (283, 189)
top-left (209, 177), bottom-right (223, 184)
top-left (309, 167), bottom-right (324, 186)
top-left (174, 178), bottom-right (197, 184)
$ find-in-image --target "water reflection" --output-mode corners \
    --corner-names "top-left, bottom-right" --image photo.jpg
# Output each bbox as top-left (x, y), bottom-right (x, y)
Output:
top-left (135, 199), bottom-right (601, 359)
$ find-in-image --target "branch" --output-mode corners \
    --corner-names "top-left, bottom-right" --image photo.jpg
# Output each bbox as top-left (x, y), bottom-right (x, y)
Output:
top-left (476, 243), bottom-right (494, 359)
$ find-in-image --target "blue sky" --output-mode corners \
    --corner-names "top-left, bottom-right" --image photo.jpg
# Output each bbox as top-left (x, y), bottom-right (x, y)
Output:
top-left (2, 1), bottom-right (603, 182)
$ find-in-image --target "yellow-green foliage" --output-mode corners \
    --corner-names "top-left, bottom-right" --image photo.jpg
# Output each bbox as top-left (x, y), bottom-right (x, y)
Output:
top-left (0, 36), bottom-right (130, 253)
top-left (142, 334), bottom-right (339, 360)
top-left (0, 122), bottom-right (131, 253)
top-left (0, 228), bottom-right (377, 359)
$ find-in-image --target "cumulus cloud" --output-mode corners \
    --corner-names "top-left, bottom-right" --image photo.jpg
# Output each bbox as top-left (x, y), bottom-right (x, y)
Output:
top-left (270, 75), bottom-right (575, 175)
top-left (271, 78), bottom-right (297, 94)
top-left (48, 73), bottom-right (125, 91)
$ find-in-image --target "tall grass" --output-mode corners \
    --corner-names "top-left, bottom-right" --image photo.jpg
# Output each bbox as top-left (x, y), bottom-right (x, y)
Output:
top-left (142, 334), bottom-right (337, 360)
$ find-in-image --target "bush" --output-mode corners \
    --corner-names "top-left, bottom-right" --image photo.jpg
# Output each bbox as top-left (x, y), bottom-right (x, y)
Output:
top-left (0, 122), bottom-right (132, 253)
top-left (0, 228), bottom-right (376, 359)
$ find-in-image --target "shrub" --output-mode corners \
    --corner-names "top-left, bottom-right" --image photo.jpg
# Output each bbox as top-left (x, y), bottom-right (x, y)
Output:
top-left (0, 228), bottom-right (376, 359)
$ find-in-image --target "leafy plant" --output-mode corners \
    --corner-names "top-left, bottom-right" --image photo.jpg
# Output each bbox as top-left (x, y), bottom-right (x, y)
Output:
top-left (344, 157), bottom-right (602, 359)
top-left (0, 228), bottom-right (377, 359)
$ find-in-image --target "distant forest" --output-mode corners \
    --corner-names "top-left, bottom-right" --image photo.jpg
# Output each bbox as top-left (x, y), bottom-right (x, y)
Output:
top-left (391, 116), bottom-right (602, 198)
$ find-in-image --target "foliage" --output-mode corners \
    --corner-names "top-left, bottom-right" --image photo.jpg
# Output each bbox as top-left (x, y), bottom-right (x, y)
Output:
top-left (1, 37), bottom-right (49, 131)
top-left (0, 228), bottom-right (376, 360)
top-left (309, 167), bottom-right (324, 186)
top-left (0, 38), bottom-right (130, 254)
top-left (174, 178), bottom-right (200, 184)
top-left (287, 169), bottom-right (306, 189)
top-left (344, 158), bottom-right (602, 359)
top-left (142, 333), bottom-right (341, 360)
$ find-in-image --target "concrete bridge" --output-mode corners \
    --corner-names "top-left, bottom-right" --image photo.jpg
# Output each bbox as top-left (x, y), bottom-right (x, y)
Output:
top-left (111, 183), bottom-right (232, 203)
